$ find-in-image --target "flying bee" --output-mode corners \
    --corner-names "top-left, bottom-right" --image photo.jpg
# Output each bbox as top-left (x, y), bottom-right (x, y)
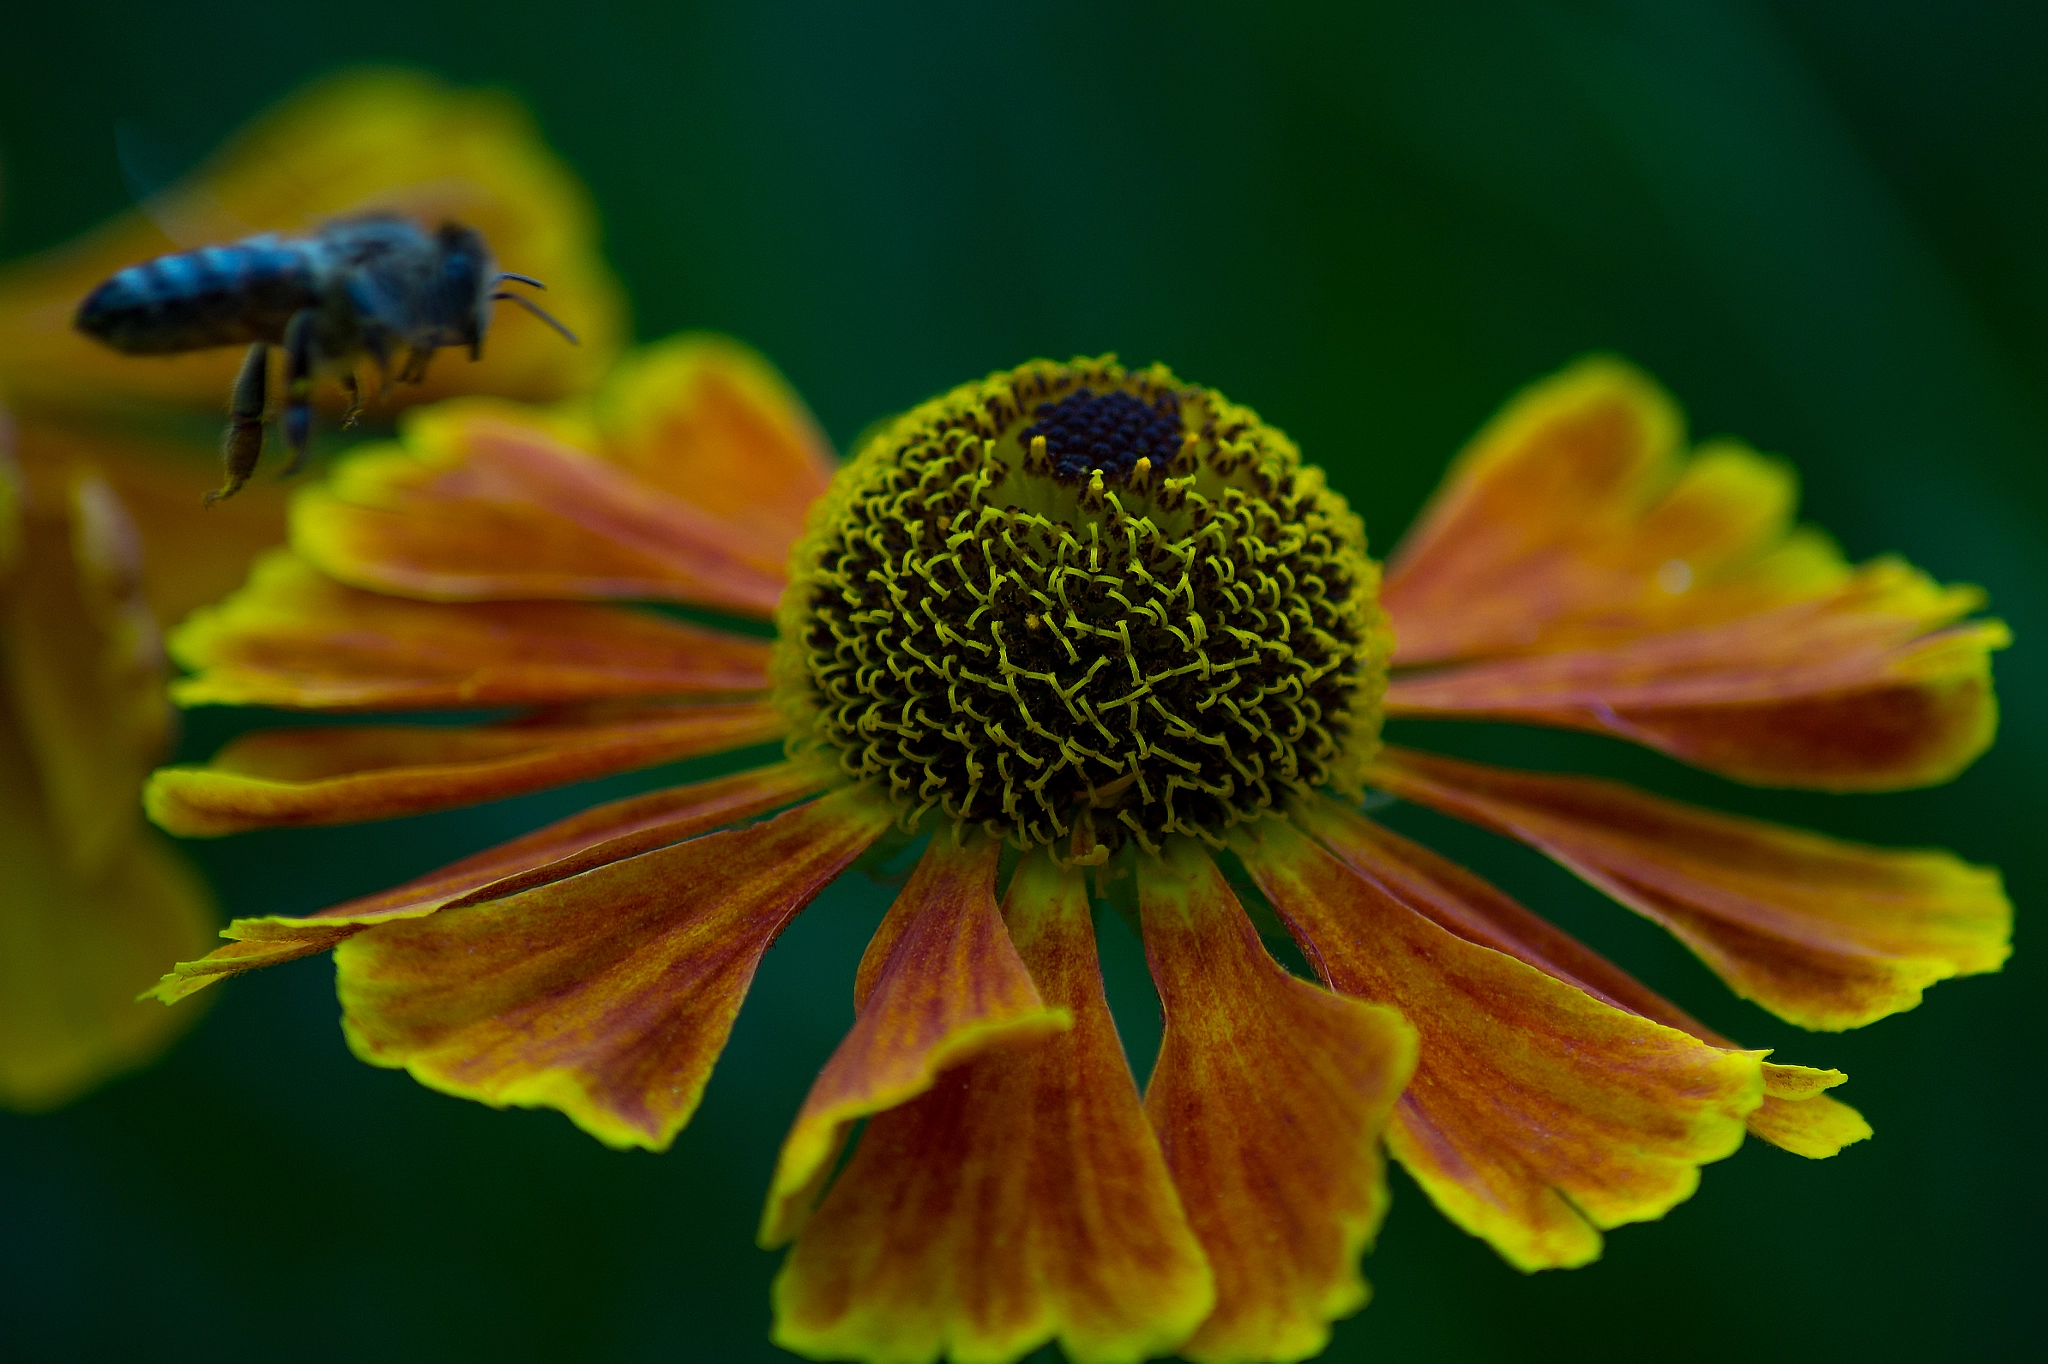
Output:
top-left (73, 214), bottom-right (577, 504)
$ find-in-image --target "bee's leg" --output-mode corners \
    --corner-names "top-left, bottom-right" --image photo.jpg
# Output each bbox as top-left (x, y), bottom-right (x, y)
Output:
top-left (340, 370), bottom-right (364, 427)
top-left (207, 341), bottom-right (268, 506)
top-left (366, 335), bottom-right (394, 399)
top-left (398, 347), bottom-right (433, 385)
top-left (277, 309), bottom-right (317, 479)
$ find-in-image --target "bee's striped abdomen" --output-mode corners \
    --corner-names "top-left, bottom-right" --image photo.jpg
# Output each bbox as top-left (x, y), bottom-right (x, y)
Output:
top-left (74, 239), bottom-right (320, 354)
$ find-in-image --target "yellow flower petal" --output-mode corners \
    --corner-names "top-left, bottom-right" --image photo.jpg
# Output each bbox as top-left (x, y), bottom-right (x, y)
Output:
top-left (1291, 800), bottom-right (1869, 1161)
top-left (0, 689), bottom-right (214, 1110)
top-left (1385, 357), bottom-right (1812, 664)
top-left (0, 420), bottom-right (215, 1107)
top-left (6, 469), bottom-right (168, 873)
top-left (1749, 1065), bottom-right (1873, 1159)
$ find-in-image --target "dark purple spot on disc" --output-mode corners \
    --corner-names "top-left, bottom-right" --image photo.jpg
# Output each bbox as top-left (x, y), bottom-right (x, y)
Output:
top-left (1018, 388), bottom-right (1182, 482)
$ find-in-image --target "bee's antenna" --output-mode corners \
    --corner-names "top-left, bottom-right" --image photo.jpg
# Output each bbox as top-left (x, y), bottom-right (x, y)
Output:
top-left (491, 291), bottom-right (579, 344)
top-left (494, 272), bottom-right (548, 290)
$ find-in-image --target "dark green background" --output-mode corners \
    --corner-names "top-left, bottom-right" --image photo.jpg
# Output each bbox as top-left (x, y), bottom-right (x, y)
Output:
top-left (2, 3), bottom-right (2041, 1360)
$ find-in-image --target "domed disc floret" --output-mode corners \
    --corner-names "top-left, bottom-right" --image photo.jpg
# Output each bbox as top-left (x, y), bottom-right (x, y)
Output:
top-left (774, 356), bottom-right (1392, 854)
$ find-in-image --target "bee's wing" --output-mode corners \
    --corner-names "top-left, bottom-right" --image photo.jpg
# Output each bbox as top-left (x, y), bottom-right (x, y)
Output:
top-left (114, 122), bottom-right (258, 247)
top-left (327, 175), bottom-right (496, 229)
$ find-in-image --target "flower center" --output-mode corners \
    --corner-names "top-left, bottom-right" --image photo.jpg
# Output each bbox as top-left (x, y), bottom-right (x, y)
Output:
top-left (774, 356), bottom-right (1391, 854)
top-left (1019, 387), bottom-right (1185, 482)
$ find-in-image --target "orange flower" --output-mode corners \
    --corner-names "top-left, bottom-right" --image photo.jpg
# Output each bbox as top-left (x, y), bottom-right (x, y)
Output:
top-left (145, 344), bottom-right (2009, 1363)
top-left (0, 68), bottom-right (626, 1108)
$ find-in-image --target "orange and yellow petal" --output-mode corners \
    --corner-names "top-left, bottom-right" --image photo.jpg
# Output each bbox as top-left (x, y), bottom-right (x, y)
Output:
top-left (1384, 357), bottom-right (1694, 663)
top-left (1299, 800), bottom-right (1867, 1161)
top-left (1379, 357), bottom-right (2003, 791)
top-left (146, 761), bottom-right (828, 1002)
top-left (1239, 815), bottom-right (1764, 1274)
top-left (760, 829), bottom-right (1073, 1249)
top-left (1140, 838), bottom-right (1416, 1363)
top-left (1749, 1064), bottom-right (1872, 1159)
top-left (0, 67), bottom-right (625, 414)
top-left (171, 551), bottom-right (770, 710)
top-left (1369, 747), bottom-right (2010, 1030)
top-left (1385, 559), bottom-right (2004, 791)
top-left (587, 333), bottom-right (836, 565)
top-left (293, 406), bottom-right (785, 614)
top-left (143, 932), bottom-right (351, 1006)
top-left (144, 701), bottom-right (785, 836)
top-left (334, 787), bottom-right (888, 1150)
top-left (1297, 796), bottom-right (1706, 1026)
top-left (1382, 357), bottom-right (1858, 664)
top-left (772, 852), bottom-right (1213, 1364)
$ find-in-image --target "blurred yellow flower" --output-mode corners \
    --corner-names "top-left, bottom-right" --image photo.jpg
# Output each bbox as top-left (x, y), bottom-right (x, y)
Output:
top-left (0, 68), bottom-right (628, 1108)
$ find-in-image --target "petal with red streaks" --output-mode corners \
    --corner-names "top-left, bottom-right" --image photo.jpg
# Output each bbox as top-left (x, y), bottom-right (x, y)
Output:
top-left (1384, 357), bottom-right (1689, 663)
top-left (1141, 839), bottom-right (1416, 1363)
top-left (1298, 801), bottom-right (1869, 1162)
top-left (145, 701), bottom-right (785, 835)
top-left (771, 851), bottom-right (1213, 1364)
top-left (1383, 358), bottom-right (1855, 664)
top-left (1239, 815), bottom-right (1762, 1274)
top-left (171, 551), bottom-right (770, 710)
top-left (590, 334), bottom-right (836, 564)
top-left (294, 407), bottom-right (786, 615)
top-left (1385, 561), bottom-right (2005, 791)
top-left (1750, 1064), bottom-right (1872, 1159)
top-left (759, 830), bottom-right (1072, 1248)
top-left (1368, 747), bottom-right (2010, 1030)
top-left (144, 761), bottom-right (827, 1002)
top-left (334, 788), bottom-right (889, 1150)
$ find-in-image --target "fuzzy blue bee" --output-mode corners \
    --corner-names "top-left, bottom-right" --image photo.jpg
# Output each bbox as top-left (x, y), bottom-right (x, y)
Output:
top-left (75, 214), bottom-right (576, 504)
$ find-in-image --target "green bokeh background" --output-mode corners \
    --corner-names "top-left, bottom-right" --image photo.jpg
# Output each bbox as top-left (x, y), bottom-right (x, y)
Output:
top-left (3, 3), bottom-right (2042, 1360)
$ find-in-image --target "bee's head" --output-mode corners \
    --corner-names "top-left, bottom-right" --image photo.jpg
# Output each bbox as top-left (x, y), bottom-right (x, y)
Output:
top-left (434, 222), bottom-right (497, 359)
top-left (440, 220), bottom-right (580, 358)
